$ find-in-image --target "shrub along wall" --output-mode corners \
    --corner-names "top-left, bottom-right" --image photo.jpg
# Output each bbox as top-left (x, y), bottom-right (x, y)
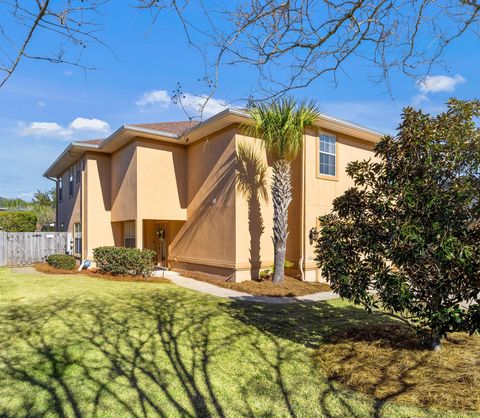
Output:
top-left (0, 212), bottom-right (37, 232)
top-left (46, 254), bottom-right (76, 270)
top-left (93, 246), bottom-right (156, 277)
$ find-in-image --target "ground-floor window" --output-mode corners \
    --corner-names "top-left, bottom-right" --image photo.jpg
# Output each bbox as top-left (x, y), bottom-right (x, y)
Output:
top-left (124, 221), bottom-right (136, 248)
top-left (74, 223), bottom-right (82, 255)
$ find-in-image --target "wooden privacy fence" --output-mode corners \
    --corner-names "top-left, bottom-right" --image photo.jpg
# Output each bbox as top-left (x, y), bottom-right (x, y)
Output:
top-left (0, 231), bottom-right (69, 267)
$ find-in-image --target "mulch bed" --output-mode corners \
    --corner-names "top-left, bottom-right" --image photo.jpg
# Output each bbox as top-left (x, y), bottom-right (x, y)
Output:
top-left (179, 270), bottom-right (331, 297)
top-left (33, 263), bottom-right (170, 284)
top-left (315, 323), bottom-right (480, 412)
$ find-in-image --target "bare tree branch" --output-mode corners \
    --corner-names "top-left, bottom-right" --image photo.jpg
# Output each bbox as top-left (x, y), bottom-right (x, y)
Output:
top-left (0, 0), bottom-right (110, 88)
top-left (137, 0), bottom-right (480, 101)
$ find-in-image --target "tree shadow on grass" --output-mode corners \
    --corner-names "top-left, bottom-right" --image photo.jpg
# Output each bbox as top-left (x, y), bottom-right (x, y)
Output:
top-left (0, 290), bottom-right (392, 418)
top-left (0, 292), bottom-right (244, 418)
top-left (1, 287), bottom-right (464, 418)
top-left (227, 299), bottom-right (396, 349)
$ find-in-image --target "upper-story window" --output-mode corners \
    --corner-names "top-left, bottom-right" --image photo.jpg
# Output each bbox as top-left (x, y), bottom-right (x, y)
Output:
top-left (69, 167), bottom-right (74, 198)
top-left (75, 160), bottom-right (81, 183)
top-left (319, 133), bottom-right (336, 177)
top-left (58, 177), bottom-right (63, 202)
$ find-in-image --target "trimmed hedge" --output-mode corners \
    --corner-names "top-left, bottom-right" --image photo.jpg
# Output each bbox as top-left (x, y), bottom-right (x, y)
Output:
top-left (0, 211), bottom-right (37, 232)
top-left (93, 246), bottom-right (156, 277)
top-left (46, 254), bottom-right (76, 270)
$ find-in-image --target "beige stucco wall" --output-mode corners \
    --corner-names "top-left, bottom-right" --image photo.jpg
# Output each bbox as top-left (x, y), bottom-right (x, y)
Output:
top-left (83, 153), bottom-right (114, 259)
top-left (136, 139), bottom-right (187, 221)
top-left (302, 128), bottom-right (376, 281)
top-left (169, 127), bottom-right (237, 272)
top-left (111, 142), bottom-right (137, 222)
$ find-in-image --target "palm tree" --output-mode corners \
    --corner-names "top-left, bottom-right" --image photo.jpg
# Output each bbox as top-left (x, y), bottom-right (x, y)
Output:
top-left (245, 98), bottom-right (320, 284)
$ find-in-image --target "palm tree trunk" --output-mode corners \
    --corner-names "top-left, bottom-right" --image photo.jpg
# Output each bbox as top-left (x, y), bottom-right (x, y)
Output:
top-left (271, 159), bottom-right (292, 284)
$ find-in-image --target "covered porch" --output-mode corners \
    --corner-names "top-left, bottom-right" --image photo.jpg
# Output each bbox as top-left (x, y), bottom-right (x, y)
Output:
top-left (142, 219), bottom-right (184, 267)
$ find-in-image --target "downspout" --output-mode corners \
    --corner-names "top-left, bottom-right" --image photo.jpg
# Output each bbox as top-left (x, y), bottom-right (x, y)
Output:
top-left (299, 132), bottom-right (307, 281)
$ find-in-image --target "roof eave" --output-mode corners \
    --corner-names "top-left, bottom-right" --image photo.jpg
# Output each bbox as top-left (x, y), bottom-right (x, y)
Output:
top-left (124, 124), bottom-right (180, 140)
top-left (43, 142), bottom-right (100, 178)
top-left (183, 107), bottom-right (384, 143)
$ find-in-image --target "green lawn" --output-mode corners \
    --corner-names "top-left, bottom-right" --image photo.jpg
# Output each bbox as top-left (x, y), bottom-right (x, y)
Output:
top-left (0, 268), bottom-right (476, 418)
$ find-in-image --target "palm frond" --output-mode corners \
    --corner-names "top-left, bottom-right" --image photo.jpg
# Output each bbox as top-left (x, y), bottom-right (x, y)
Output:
top-left (243, 98), bottom-right (320, 161)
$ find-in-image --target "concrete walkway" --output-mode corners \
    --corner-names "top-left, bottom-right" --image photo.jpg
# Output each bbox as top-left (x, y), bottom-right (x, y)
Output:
top-left (11, 266), bottom-right (338, 304)
top-left (158, 270), bottom-right (339, 304)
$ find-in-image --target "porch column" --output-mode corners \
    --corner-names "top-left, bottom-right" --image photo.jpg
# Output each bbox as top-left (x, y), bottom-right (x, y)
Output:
top-left (136, 219), bottom-right (143, 250)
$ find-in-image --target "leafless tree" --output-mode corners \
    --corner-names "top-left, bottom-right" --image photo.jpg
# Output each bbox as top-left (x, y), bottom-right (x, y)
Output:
top-left (0, 0), bottom-right (110, 88)
top-left (137, 0), bottom-right (480, 100)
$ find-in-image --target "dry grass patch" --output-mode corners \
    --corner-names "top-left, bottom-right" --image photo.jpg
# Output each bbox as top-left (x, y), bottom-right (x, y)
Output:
top-left (33, 263), bottom-right (170, 284)
top-left (315, 323), bottom-right (480, 412)
top-left (180, 270), bottom-right (331, 297)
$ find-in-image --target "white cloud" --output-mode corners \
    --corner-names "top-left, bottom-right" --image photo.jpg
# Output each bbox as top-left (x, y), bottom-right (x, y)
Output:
top-left (180, 94), bottom-right (229, 117)
top-left (37, 101), bottom-right (46, 107)
top-left (413, 74), bottom-right (466, 107)
top-left (69, 117), bottom-right (110, 133)
top-left (19, 117), bottom-right (111, 139)
top-left (418, 74), bottom-right (466, 94)
top-left (20, 122), bottom-right (69, 137)
top-left (136, 89), bottom-right (171, 107)
top-left (136, 88), bottom-right (230, 118)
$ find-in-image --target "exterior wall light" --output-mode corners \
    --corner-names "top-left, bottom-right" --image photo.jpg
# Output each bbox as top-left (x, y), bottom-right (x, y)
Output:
top-left (309, 227), bottom-right (319, 245)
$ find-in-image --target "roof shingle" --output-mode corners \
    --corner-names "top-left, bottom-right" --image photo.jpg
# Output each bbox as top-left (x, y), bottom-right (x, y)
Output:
top-left (130, 121), bottom-right (198, 135)
top-left (75, 121), bottom-right (198, 146)
top-left (77, 138), bottom-right (103, 145)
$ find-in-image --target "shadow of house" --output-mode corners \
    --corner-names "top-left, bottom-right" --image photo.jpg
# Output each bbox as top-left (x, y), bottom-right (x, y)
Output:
top-left (235, 142), bottom-right (269, 280)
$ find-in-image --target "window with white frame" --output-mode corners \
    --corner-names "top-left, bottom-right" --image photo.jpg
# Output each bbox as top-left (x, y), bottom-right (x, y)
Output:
top-left (319, 133), bottom-right (336, 177)
top-left (123, 221), bottom-right (136, 248)
top-left (74, 223), bottom-right (82, 255)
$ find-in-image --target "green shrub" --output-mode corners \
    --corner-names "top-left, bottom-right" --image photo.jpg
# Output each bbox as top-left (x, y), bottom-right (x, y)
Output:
top-left (93, 246), bottom-right (156, 277)
top-left (46, 254), bottom-right (76, 270)
top-left (259, 260), bottom-right (295, 280)
top-left (0, 211), bottom-right (37, 232)
top-left (269, 259), bottom-right (295, 274)
top-left (315, 99), bottom-right (480, 349)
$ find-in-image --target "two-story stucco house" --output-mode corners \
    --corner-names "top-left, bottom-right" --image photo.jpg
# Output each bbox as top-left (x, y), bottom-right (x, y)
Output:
top-left (44, 108), bottom-right (382, 282)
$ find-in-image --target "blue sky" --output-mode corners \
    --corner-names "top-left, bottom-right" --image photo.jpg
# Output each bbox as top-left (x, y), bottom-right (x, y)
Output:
top-left (0, 3), bottom-right (478, 199)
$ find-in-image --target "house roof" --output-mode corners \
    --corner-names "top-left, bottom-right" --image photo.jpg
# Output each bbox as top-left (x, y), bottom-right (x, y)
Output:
top-left (129, 121), bottom-right (198, 135)
top-left (77, 138), bottom-right (104, 145)
top-left (44, 108), bottom-right (385, 178)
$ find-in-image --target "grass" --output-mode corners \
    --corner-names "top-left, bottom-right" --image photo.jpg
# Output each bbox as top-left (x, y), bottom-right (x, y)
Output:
top-left (180, 270), bottom-right (331, 297)
top-left (0, 267), bottom-right (478, 417)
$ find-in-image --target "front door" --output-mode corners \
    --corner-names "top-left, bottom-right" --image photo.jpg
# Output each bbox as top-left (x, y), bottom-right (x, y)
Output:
top-left (154, 222), bottom-right (168, 266)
